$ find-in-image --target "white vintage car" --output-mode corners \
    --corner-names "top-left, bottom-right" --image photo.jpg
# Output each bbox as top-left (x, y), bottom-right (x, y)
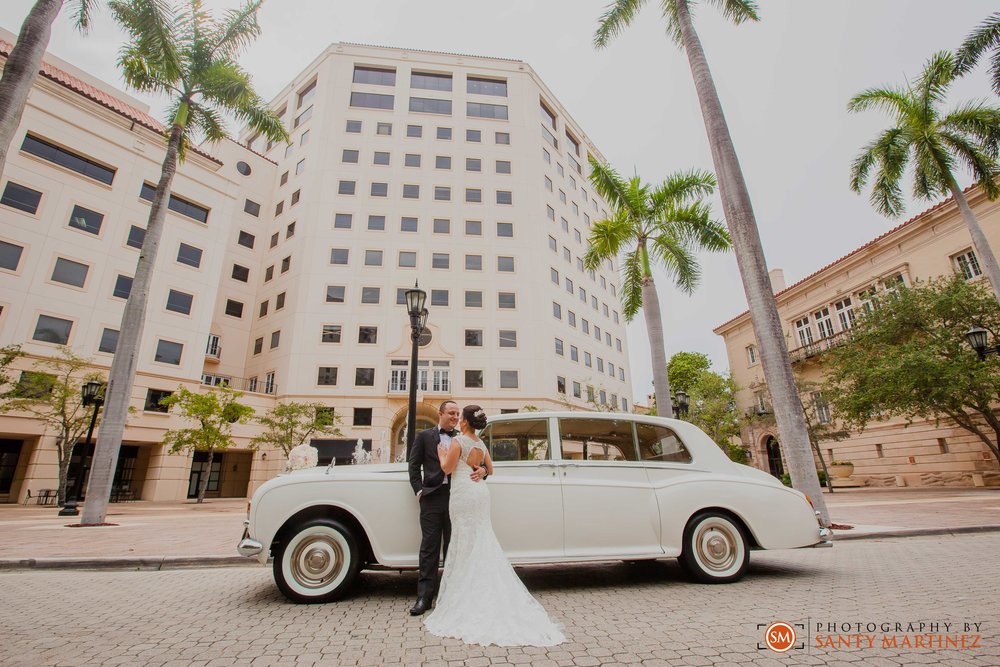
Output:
top-left (238, 412), bottom-right (831, 603)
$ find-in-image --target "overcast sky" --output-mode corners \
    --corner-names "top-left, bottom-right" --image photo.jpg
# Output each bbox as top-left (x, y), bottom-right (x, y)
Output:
top-left (2, 0), bottom-right (997, 403)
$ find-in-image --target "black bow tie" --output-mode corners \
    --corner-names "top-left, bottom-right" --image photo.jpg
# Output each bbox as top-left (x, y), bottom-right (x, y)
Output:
top-left (441, 429), bottom-right (458, 437)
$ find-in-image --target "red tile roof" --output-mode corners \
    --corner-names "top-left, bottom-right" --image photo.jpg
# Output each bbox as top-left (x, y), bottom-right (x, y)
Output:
top-left (0, 40), bottom-right (221, 165)
top-left (713, 184), bottom-right (975, 333)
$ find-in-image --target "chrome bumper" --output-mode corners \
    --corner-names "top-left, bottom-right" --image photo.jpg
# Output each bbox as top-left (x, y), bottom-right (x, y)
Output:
top-left (237, 520), bottom-right (263, 557)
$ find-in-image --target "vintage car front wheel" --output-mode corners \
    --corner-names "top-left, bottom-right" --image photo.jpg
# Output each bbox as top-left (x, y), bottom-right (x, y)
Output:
top-left (679, 511), bottom-right (749, 583)
top-left (273, 518), bottom-right (361, 603)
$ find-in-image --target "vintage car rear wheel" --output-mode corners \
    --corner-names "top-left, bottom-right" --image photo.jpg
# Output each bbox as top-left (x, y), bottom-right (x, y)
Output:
top-left (679, 511), bottom-right (749, 583)
top-left (273, 518), bottom-right (361, 603)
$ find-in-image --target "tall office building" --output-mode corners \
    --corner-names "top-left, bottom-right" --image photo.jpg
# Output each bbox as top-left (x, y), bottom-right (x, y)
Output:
top-left (0, 37), bottom-right (632, 502)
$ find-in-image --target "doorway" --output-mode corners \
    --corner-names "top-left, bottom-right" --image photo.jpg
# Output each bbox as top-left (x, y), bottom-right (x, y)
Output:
top-left (765, 436), bottom-right (784, 478)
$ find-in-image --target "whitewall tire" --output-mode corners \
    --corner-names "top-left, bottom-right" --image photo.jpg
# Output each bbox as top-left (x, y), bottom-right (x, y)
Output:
top-left (679, 511), bottom-right (749, 583)
top-left (273, 518), bottom-right (360, 603)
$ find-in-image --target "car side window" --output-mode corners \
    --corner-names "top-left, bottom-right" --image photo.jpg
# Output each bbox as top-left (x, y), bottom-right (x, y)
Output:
top-left (483, 419), bottom-right (551, 461)
top-left (636, 423), bottom-right (692, 463)
top-left (558, 418), bottom-right (638, 461)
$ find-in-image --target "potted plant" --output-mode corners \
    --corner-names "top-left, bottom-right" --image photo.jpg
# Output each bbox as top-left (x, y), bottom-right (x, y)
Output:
top-left (829, 460), bottom-right (855, 478)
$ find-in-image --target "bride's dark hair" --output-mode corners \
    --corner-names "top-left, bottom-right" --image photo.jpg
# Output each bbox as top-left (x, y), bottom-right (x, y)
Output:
top-left (462, 405), bottom-right (488, 430)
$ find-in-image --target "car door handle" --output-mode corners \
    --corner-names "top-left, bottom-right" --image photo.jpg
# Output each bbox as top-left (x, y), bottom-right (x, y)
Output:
top-left (560, 462), bottom-right (579, 468)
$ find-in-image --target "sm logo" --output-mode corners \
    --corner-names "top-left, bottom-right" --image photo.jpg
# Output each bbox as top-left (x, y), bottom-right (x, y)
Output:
top-left (759, 621), bottom-right (803, 653)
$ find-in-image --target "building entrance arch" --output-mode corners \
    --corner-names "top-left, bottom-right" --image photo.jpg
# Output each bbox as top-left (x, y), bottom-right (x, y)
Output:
top-left (389, 402), bottom-right (439, 462)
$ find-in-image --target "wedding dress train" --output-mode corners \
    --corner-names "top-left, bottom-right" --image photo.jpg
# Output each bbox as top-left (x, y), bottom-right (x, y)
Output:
top-left (423, 435), bottom-right (565, 647)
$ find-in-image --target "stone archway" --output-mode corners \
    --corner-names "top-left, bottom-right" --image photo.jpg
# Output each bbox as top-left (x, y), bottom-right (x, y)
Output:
top-left (388, 402), bottom-right (440, 462)
top-left (763, 435), bottom-right (784, 478)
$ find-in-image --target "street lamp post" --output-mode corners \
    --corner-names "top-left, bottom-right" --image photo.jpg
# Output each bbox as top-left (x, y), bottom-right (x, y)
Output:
top-left (672, 390), bottom-right (690, 419)
top-left (404, 282), bottom-right (428, 460)
top-left (59, 380), bottom-right (106, 517)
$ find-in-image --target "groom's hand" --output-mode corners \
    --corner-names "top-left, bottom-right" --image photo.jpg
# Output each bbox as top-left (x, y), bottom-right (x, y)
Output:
top-left (469, 465), bottom-right (487, 482)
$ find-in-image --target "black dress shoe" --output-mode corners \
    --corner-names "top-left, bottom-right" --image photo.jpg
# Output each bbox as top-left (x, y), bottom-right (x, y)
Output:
top-left (409, 597), bottom-right (431, 616)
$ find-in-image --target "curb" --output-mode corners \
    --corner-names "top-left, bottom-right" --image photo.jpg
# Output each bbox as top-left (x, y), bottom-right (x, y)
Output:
top-left (832, 524), bottom-right (1000, 541)
top-left (0, 555), bottom-right (257, 571)
top-left (3, 526), bottom-right (1000, 571)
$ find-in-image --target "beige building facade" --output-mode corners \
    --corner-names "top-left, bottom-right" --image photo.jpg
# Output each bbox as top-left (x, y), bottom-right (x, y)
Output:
top-left (715, 185), bottom-right (1000, 488)
top-left (0, 37), bottom-right (633, 503)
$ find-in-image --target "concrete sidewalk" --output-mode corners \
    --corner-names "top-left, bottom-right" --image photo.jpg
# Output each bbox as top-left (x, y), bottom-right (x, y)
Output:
top-left (1, 487), bottom-right (998, 570)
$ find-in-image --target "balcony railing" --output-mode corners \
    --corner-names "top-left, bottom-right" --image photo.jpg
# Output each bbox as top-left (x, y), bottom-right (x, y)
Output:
top-left (201, 374), bottom-right (275, 395)
top-left (788, 329), bottom-right (852, 364)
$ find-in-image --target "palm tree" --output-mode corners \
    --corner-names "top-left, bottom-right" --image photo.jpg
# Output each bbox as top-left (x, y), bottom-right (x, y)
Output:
top-left (586, 157), bottom-right (731, 418)
top-left (0, 0), bottom-right (98, 179)
top-left (956, 12), bottom-right (1000, 95)
top-left (849, 51), bottom-right (1000, 304)
top-left (594, 0), bottom-right (831, 523)
top-left (81, 0), bottom-right (287, 525)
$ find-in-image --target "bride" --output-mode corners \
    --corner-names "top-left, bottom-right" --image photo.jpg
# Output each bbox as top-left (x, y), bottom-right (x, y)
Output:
top-left (423, 404), bottom-right (565, 647)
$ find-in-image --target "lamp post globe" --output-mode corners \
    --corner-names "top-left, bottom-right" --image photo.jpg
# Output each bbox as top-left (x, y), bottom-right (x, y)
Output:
top-left (59, 380), bottom-right (106, 517)
top-left (405, 282), bottom-right (428, 460)
top-left (966, 326), bottom-right (990, 360)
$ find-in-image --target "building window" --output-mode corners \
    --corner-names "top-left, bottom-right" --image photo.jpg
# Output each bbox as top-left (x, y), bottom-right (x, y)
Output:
top-left (812, 392), bottom-right (832, 424)
top-left (954, 249), bottom-right (983, 280)
top-left (434, 186), bottom-right (451, 201)
top-left (466, 158), bottom-right (482, 172)
top-left (555, 338), bottom-right (564, 356)
top-left (51, 257), bottom-right (88, 288)
top-left (1, 181), bottom-right (42, 214)
top-left (322, 325), bottom-right (342, 343)
top-left (21, 134), bottom-right (116, 184)
top-left (499, 330), bottom-right (517, 347)
top-left (364, 249), bottom-right (384, 267)
top-left (376, 122), bottom-right (392, 135)
top-left (557, 376), bottom-right (566, 394)
top-left (125, 225), bottom-right (145, 249)
top-left (355, 368), bottom-right (375, 387)
top-left (584, 352), bottom-right (592, 367)
top-left (400, 217), bottom-right (418, 232)
top-left (263, 372), bottom-right (276, 394)
top-left (431, 289), bottom-right (449, 306)
top-left (342, 149), bottom-right (359, 163)
top-left (467, 102), bottom-right (508, 119)
top-left (326, 285), bottom-right (345, 303)
top-left (465, 329), bottom-right (484, 347)
top-left (361, 287), bottom-right (380, 304)
top-left (112, 274), bottom-right (132, 300)
top-left (358, 326), bottom-right (378, 344)
top-left (407, 124), bottom-right (423, 137)
top-left (353, 65), bottom-right (395, 85)
top-left (835, 297), bottom-right (855, 330)
top-left (465, 220), bottom-right (482, 236)
top-left (814, 307), bottom-right (835, 338)
top-left (409, 97), bottom-right (452, 115)
top-left (465, 188), bottom-right (482, 203)
top-left (350, 92), bottom-right (394, 110)
top-left (496, 190), bottom-right (512, 205)
top-left (154, 339), bottom-right (183, 365)
top-left (264, 266), bottom-right (274, 282)
top-left (499, 370), bottom-right (519, 388)
top-left (403, 184), bottom-right (420, 198)
top-left (67, 205), bottom-right (104, 235)
top-left (433, 218), bottom-right (450, 234)
top-left (276, 293), bottom-right (286, 311)
top-left (338, 180), bottom-right (356, 195)
top-left (317, 367), bottom-right (338, 386)
top-left (97, 327), bottom-right (119, 354)
top-left (259, 300), bottom-right (268, 317)
top-left (496, 222), bottom-right (513, 237)
top-left (496, 160), bottom-right (511, 175)
top-left (370, 182), bottom-right (388, 197)
top-left (465, 254), bottom-right (482, 271)
top-left (281, 256), bottom-right (291, 273)
top-left (330, 248), bottom-right (349, 265)
top-left (466, 129), bottom-right (481, 142)
top-left (411, 71), bottom-right (452, 91)
top-left (0, 240), bottom-right (24, 271)
top-left (498, 292), bottom-right (515, 309)
top-left (570, 345), bottom-right (579, 362)
top-left (144, 389), bottom-right (172, 413)
top-left (465, 370), bottom-right (484, 388)
top-left (346, 120), bottom-right (362, 133)
top-left (139, 183), bottom-right (208, 223)
top-left (435, 155), bottom-right (451, 169)
top-left (32, 314), bottom-right (72, 344)
top-left (437, 127), bottom-right (452, 140)
top-left (373, 151), bottom-right (390, 166)
top-left (270, 232), bottom-right (279, 249)
top-left (398, 251), bottom-right (417, 268)
top-left (231, 264), bottom-right (250, 282)
top-left (367, 215), bottom-right (385, 231)
top-left (275, 201), bottom-right (284, 217)
top-left (496, 131), bottom-right (510, 145)
top-left (467, 76), bottom-right (507, 96)
top-left (432, 253), bottom-right (450, 269)
top-left (552, 302), bottom-right (562, 319)
top-left (353, 408), bottom-right (373, 426)
top-left (165, 289), bottom-right (194, 315)
top-left (746, 344), bottom-right (758, 366)
top-left (405, 154), bottom-right (421, 168)
top-left (270, 331), bottom-right (281, 349)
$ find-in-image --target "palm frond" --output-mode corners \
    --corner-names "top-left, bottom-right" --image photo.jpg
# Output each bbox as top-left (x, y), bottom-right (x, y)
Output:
top-left (911, 143), bottom-right (948, 201)
top-left (594, 0), bottom-right (647, 48)
top-left (587, 155), bottom-right (646, 220)
top-left (939, 130), bottom-right (1000, 199)
top-left (649, 232), bottom-right (700, 294)
top-left (653, 168), bottom-right (716, 203)
top-left (918, 51), bottom-right (957, 117)
top-left (955, 12), bottom-right (1000, 81)
top-left (618, 249), bottom-right (644, 321)
top-left (940, 101), bottom-right (1000, 158)
top-left (72, 0), bottom-right (100, 33)
top-left (209, 0), bottom-right (264, 61)
top-left (655, 202), bottom-right (731, 252)
top-left (708, 0), bottom-right (761, 24)
top-left (584, 212), bottom-right (634, 271)
top-left (847, 86), bottom-right (912, 117)
top-left (116, 45), bottom-right (175, 95)
top-left (189, 101), bottom-right (227, 142)
top-left (108, 0), bottom-right (182, 83)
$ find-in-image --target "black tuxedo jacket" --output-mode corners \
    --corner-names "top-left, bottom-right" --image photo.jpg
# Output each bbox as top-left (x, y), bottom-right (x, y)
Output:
top-left (408, 426), bottom-right (452, 497)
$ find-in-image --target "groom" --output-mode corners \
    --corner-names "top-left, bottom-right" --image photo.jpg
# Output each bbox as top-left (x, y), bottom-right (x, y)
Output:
top-left (408, 400), bottom-right (485, 616)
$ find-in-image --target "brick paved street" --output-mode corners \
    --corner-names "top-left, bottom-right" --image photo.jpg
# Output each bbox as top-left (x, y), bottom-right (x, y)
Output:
top-left (2, 533), bottom-right (998, 666)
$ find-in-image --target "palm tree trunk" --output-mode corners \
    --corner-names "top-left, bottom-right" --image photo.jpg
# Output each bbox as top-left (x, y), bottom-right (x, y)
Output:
top-left (0, 0), bottom-right (64, 180)
top-left (81, 124), bottom-right (184, 525)
top-left (946, 176), bottom-right (1000, 304)
top-left (639, 244), bottom-right (674, 417)
top-left (673, 0), bottom-right (829, 524)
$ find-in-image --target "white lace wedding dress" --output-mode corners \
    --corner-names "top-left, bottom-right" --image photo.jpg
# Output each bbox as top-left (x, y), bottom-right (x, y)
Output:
top-left (423, 435), bottom-right (565, 647)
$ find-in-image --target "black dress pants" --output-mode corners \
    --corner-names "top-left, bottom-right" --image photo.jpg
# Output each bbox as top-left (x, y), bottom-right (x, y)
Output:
top-left (416, 488), bottom-right (451, 600)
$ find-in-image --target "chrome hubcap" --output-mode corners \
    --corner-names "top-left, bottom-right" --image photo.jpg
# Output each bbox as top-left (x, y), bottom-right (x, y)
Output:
top-left (290, 534), bottom-right (344, 589)
top-left (694, 520), bottom-right (739, 573)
